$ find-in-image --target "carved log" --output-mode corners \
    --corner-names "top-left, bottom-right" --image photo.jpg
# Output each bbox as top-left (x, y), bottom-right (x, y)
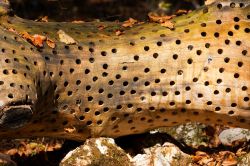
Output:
top-left (0, 0), bottom-right (249, 140)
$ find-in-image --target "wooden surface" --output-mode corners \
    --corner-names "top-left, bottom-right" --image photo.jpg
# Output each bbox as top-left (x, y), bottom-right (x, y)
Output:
top-left (0, 0), bottom-right (249, 140)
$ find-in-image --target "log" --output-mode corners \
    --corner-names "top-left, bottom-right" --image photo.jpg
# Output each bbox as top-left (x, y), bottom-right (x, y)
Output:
top-left (0, 0), bottom-right (249, 141)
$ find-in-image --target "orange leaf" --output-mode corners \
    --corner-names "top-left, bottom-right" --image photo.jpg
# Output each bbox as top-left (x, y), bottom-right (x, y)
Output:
top-left (46, 38), bottom-right (56, 48)
top-left (115, 30), bottom-right (124, 36)
top-left (122, 18), bottom-right (138, 28)
top-left (161, 21), bottom-right (174, 29)
top-left (176, 9), bottom-right (189, 15)
top-left (8, 28), bottom-right (16, 33)
top-left (72, 20), bottom-right (85, 23)
top-left (98, 25), bottom-right (107, 30)
top-left (148, 12), bottom-right (173, 23)
top-left (35, 16), bottom-right (48, 22)
top-left (21, 32), bottom-right (34, 42)
top-left (33, 34), bottom-right (46, 48)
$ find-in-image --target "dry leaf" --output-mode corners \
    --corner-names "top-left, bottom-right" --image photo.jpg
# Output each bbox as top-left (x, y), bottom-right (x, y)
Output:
top-left (57, 30), bottom-right (76, 45)
top-left (46, 38), bottom-right (56, 48)
top-left (8, 28), bottom-right (16, 33)
top-left (21, 32), bottom-right (34, 42)
top-left (236, 148), bottom-right (247, 156)
top-left (35, 16), bottom-right (48, 22)
top-left (160, 21), bottom-right (174, 29)
top-left (72, 20), bottom-right (85, 23)
top-left (122, 18), bottom-right (138, 27)
top-left (221, 153), bottom-right (238, 166)
top-left (115, 30), bottom-right (124, 36)
top-left (33, 34), bottom-right (46, 48)
top-left (176, 9), bottom-right (189, 15)
top-left (6, 149), bottom-right (18, 156)
top-left (98, 25), bottom-right (107, 30)
top-left (198, 157), bottom-right (214, 165)
top-left (148, 12), bottom-right (173, 23)
top-left (196, 151), bottom-right (209, 156)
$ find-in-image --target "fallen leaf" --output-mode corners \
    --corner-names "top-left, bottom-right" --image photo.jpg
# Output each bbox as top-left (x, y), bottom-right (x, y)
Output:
top-left (98, 25), bottom-right (107, 30)
top-left (46, 38), bottom-right (56, 48)
top-left (198, 157), bottom-right (214, 165)
top-left (115, 30), bottom-right (124, 36)
top-left (72, 20), bottom-right (85, 23)
top-left (21, 32), bottom-right (34, 42)
top-left (160, 21), bottom-right (174, 29)
top-left (196, 151), bottom-right (209, 156)
top-left (6, 149), bottom-right (18, 156)
top-left (176, 9), bottom-right (189, 15)
top-left (122, 18), bottom-right (138, 27)
top-left (221, 152), bottom-right (238, 166)
top-left (236, 148), bottom-right (247, 156)
top-left (148, 12), bottom-right (173, 23)
top-left (57, 30), bottom-right (76, 45)
top-left (33, 34), bottom-right (46, 48)
top-left (8, 28), bottom-right (16, 33)
top-left (35, 16), bottom-right (48, 22)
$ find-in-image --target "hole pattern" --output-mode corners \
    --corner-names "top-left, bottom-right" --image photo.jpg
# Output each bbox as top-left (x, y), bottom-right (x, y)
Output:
top-left (0, 1), bottom-right (249, 139)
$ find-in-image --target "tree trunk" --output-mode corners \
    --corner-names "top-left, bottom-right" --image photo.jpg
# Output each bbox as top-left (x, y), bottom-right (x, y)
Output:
top-left (0, 0), bottom-right (249, 141)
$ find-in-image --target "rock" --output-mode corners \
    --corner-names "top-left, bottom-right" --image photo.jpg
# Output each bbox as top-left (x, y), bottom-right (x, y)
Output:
top-left (132, 142), bottom-right (192, 166)
top-left (60, 137), bottom-right (132, 166)
top-left (154, 123), bottom-right (209, 148)
top-left (219, 128), bottom-right (250, 146)
top-left (60, 137), bottom-right (192, 166)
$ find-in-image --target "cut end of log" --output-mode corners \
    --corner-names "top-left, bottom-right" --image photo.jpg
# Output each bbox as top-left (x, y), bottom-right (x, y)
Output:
top-left (0, 105), bottom-right (33, 129)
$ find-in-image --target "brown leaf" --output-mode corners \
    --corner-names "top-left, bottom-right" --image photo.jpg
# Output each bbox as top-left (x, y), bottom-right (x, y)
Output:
top-left (198, 157), bottom-right (214, 165)
top-left (221, 153), bottom-right (238, 166)
top-left (98, 25), bottom-right (107, 30)
top-left (46, 38), bottom-right (56, 48)
top-left (148, 12), bottom-right (173, 23)
top-left (33, 34), bottom-right (46, 48)
top-left (115, 30), bottom-right (124, 36)
top-left (236, 148), bottom-right (247, 156)
top-left (21, 32), bottom-right (34, 42)
top-left (196, 151), bottom-right (209, 156)
top-left (21, 32), bottom-right (46, 48)
top-left (72, 20), bottom-right (85, 23)
top-left (6, 149), bottom-right (18, 156)
top-left (160, 21), bottom-right (174, 29)
top-left (8, 28), bottom-right (16, 33)
top-left (122, 18), bottom-right (138, 28)
top-left (35, 16), bottom-right (48, 22)
top-left (176, 9), bottom-right (189, 15)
